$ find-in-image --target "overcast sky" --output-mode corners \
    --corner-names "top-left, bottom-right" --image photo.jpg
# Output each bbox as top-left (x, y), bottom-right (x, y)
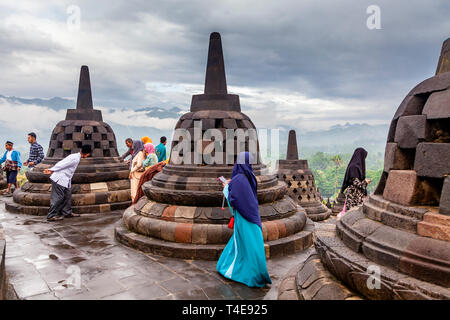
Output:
top-left (0, 0), bottom-right (449, 133)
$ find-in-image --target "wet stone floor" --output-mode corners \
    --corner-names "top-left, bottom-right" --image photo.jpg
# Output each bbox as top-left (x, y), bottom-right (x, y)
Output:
top-left (0, 197), bottom-right (317, 300)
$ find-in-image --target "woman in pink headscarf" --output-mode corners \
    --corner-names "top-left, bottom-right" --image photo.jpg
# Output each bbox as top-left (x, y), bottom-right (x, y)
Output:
top-left (132, 142), bottom-right (165, 204)
top-left (142, 143), bottom-right (158, 169)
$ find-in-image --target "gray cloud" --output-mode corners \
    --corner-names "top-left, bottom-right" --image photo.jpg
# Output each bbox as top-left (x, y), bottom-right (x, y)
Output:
top-left (0, 0), bottom-right (448, 130)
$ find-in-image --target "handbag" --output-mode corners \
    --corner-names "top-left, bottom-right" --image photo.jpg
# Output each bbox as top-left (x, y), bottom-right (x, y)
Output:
top-left (336, 199), bottom-right (347, 220)
top-left (228, 217), bottom-right (234, 229)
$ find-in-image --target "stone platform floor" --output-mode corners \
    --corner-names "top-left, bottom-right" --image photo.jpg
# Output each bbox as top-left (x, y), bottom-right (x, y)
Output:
top-left (0, 196), bottom-right (315, 300)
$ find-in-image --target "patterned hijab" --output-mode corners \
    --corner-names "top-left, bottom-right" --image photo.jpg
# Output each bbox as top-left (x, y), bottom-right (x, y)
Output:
top-left (131, 140), bottom-right (145, 160)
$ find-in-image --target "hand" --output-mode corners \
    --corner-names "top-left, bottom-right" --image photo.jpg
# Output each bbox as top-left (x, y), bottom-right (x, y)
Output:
top-left (222, 179), bottom-right (230, 187)
top-left (43, 169), bottom-right (53, 175)
top-left (128, 172), bottom-right (132, 179)
top-left (366, 178), bottom-right (372, 184)
top-left (23, 161), bottom-right (28, 166)
top-left (28, 161), bottom-right (35, 167)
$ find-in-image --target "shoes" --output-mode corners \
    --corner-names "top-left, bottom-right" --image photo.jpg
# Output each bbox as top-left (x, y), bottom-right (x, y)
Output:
top-left (47, 216), bottom-right (64, 221)
top-left (64, 213), bottom-right (81, 218)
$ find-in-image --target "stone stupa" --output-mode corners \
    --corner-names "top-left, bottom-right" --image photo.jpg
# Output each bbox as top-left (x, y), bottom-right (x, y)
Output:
top-left (0, 167), bottom-right (6, 190)
top-left (6, 66), bottom-right (131, 215)
top-left (276, 130), bottom-right (331, 221)
top-left (295, 38), bottom-right (450, 300)
top-left (115, 32), bottom-right (314, 260)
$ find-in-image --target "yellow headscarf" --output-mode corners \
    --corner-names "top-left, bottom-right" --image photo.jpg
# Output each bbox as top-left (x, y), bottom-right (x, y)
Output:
top-left (141, 136), bottom-right (152, 144)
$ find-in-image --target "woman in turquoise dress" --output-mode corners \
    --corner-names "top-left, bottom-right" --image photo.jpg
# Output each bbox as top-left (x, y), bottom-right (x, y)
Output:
top-left (216, 152), bottom-right (272, 288)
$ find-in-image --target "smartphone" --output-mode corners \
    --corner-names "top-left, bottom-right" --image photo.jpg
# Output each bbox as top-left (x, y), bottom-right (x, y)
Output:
top-left (218, 176), bottom-right (227, 184)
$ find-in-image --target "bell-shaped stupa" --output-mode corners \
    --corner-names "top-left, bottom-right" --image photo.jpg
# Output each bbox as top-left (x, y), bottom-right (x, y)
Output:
top-left (297, 38), bottom-right (450, 300)
top-left (115, 32), bottom-right (314, 260)
top-left (6, 66), bottom-right (131, 215)
top-left (276, 130), bottom-right (331, 221)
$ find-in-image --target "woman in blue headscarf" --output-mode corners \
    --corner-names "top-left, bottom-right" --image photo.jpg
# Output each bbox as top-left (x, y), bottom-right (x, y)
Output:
top-left (216, 152), bottom-right (272, 288)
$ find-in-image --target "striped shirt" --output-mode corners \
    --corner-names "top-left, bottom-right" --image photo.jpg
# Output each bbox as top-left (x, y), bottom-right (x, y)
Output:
top-left (27, 142), bottom-right (45, 167)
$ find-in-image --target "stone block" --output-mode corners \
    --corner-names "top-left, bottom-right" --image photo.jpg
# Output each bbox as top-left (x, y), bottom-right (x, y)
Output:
top-left (160, 222), bottom-right (176, 242)
top-left (394, 115), bottom-right (428, 148)
top-left (81, 126), bottom-right (93, 134)
top-left (439, 176), bottom-right (450, 215)
top-left (62, 140), bottom-right (73, 150)
top-left (72, 132), bottom-right (84, 141)
top-left (174, 223), bottom-right (192, 243)
top-left (383, 143), bottom-right (414, 172)
top-left (223, 119), bottom-right (237, 129)
top-left (383, 170), bottom-right (421, 205)
top-left (422, 89), bottom-right (450, 119)
top-left (394, 95), bottom-right (427, 119)
top-left (191, 224), bottom-right (208, 244)
top-left (414, 143), bottom-right (450, 178)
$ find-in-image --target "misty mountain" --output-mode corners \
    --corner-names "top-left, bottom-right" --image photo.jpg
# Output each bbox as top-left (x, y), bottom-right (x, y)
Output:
top-left (0, 95), bottom-right (389, 160)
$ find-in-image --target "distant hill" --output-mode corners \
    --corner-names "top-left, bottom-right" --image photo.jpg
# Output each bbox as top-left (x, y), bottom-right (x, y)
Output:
top-left (0, 94), bottom-right (390, 160)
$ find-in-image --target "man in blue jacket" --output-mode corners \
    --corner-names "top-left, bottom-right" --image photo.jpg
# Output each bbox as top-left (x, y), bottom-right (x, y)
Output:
top-left (0, 141), bottom-right (22, 195)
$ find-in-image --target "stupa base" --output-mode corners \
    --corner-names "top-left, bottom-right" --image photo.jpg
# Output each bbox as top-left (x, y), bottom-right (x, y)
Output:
top-left (5, 198), bottom-right (131, 215)
top-left (114, 218), bottom-right (314, 260)
top-left (114, 202), bottom-right (315, 260)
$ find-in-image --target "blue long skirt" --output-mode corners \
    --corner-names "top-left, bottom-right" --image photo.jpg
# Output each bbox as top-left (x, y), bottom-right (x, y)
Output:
top-left (216, 185), bottom-right (272, 288)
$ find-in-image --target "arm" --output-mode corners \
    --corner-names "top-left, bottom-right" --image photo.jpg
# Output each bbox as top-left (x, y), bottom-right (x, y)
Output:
top-left (15, 151), bottom-right (22, 168)
top-left (120, 148), bottom-right (131, 161)
top-left (0, 151), bottom-right (5, 165)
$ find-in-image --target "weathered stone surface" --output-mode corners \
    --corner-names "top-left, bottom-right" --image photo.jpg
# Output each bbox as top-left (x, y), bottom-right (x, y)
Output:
top-left (394, 115), bottom-right (428, 148)
top-left (383, 170), bottom-right (421, 205)
top-left (422, 89), bottom-right (450, 119)
top-left (383, 143), bottom-right (414, 172)
top-left (414, 143), bottom-right (450, 178)
top-left (440, 176), bottom-right (450, 215)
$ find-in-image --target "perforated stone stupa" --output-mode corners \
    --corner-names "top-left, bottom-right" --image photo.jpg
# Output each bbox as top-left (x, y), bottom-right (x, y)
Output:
top-left (115, 32), bottom-right (314, 260)
top-left (0, 168), bottom-right (6, 190)
top-left (6, 66), bottom-right (131, 215)
top-left (276, 130), bottom-right (330, 221)
top-left (307, 38), bottom-right (450, 300)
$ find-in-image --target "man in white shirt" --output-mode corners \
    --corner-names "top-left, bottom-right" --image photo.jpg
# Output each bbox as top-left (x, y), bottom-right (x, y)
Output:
top-left (43, 145), bottom-right (91, 221)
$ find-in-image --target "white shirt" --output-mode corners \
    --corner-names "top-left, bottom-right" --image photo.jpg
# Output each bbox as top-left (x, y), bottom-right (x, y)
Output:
top-left (49, 153), bottom-right (81, 188)
top-left (6, 151), bottom-right (12, 161)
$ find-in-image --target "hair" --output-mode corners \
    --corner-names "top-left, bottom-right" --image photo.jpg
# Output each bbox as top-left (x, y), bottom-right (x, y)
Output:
top-left (125, 138), bottom-right (133, 144)
top-left (81, 145), bottom-right (92, 155)
top-left (5, 141), bottom-right (13, 146)
top-left (160, 136), bottom-right (167, 143)
top-left (28, 132), bottom-right (37, 139)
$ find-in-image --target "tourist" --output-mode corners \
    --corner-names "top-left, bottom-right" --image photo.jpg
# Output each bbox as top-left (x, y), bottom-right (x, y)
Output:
top-left (143, 143), bottom-right (158, 169)
top-left (129, 140), bottom-right (146, 201)
top-left (0, 141), bottom-right (22, 195)
top-left (119, 138), bottom-right (134, 164)
top-left (23, 132), bottom-right (45, 169)
top-left (141, 136), bottom-right (152, 144)
top-left (43, 145), bottom-right (92, 221)
top-left (216, 151), bottom-right (272, 288)
top-left (340, 147), bottom-right (371, 209)
top-left (155, 136), bottom-right (167, 162)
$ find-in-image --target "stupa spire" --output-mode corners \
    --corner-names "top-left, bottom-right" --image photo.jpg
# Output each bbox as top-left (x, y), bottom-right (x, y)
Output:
top-left (436, 38), bottom-right (450, 75)
top-left (190, 32), bottom-right (240, 112)
top-left (204, 32), bottom-right (228, 94)
top-left (76, 65), bottom-right (93, 110)
top-left (286, 130), bottom-right (299, 160)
